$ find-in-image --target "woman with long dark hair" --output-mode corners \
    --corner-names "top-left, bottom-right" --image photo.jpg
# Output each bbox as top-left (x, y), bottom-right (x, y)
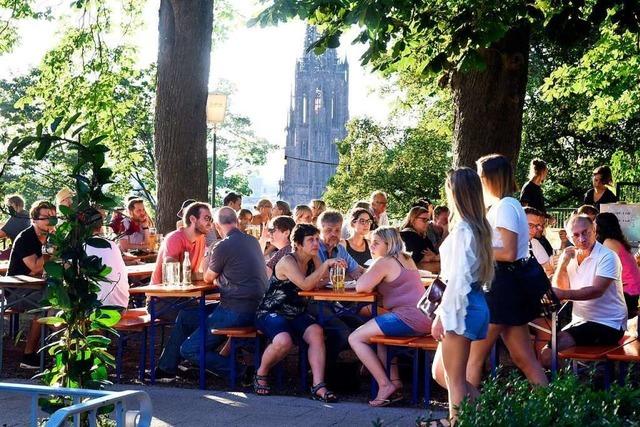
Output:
top-left (400, 206), bottom-right (439, 266)
top-left (596, 212), bottom-right (640, 318)
top-left (466, 154), bottom-right (548, 387)
top-left (431, 168), bottom-right (494, 424)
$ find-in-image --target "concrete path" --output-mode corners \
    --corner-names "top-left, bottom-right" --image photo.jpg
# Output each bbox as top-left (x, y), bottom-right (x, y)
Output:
top-left (0, 379), bottom-right (445, 426)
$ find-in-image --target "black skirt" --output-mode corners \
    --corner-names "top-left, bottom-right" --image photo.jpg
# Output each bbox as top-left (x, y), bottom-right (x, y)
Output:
top-left (485, 260), bottom-right (546, 326)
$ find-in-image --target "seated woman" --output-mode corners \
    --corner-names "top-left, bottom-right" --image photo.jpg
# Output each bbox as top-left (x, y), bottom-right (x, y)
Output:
top-left (596, 212), bottom-right (640, 318)
top-left (254, 223), bottom-right (341, 402)
top-left (293, 204), bottom-right (313, 224)
top-left (343, 207), bottom-right (373, 267)
top-left (348, 227), bottom-right (431, 407)
top-left (400, 206), bottom-right (439, 265)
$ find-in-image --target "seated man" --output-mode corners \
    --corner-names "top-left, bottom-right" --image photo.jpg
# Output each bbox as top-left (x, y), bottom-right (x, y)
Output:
top-left (524, 207), bottom-right (554, 276)
top-left (84, 209), bottom-right (129, 308)
top-left (153, 201), bottom-right (215, 381)
top-left (311, 210), bottom-right (365, 364)
top-left (180, 207), bottom-right (267, 378)
top-left (117, 198), bottom-right (152, 252)
top-left (0, 195), bottom-right (31, 260)
top-left (427, 205), bottom-right (449, 249)
top-left (7, 200), bottom-right (56, 369)
top-left (540, 214), bottom-right (627, 367)
top-left (223, 192), bottom-right (242, 212)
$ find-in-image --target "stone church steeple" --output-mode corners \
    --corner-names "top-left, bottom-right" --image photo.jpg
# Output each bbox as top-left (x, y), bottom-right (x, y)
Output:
top-left (279, 26), bottom-right (349, 207)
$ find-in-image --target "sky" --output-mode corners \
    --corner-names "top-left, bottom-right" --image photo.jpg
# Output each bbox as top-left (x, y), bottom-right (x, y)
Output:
top-left (0, 1), bottom-right (394, 196)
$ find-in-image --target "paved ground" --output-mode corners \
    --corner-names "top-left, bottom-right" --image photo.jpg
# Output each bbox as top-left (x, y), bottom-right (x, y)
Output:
top-left (0, 379), bottom-right (445, 426)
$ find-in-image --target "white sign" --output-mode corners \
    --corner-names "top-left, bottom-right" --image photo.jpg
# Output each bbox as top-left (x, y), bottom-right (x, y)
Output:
top-left (600, 203), bottom-right (640, 243)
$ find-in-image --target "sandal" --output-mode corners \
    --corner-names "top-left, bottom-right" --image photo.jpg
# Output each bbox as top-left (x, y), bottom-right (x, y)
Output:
top-left (369, 398), bottom-right (393, 407)
top-left (253, 374), bottom-right (271, 396)
top-left (310, 382), bottom-right (338, 403)
top-left (389, 379), bottom-right (404, 403)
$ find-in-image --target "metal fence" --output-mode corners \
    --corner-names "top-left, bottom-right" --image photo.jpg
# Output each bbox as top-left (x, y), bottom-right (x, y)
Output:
top-left (617, 182), bottom-right (640, 203)
top-left (546, 208), bottom-right (575, 228)
top-left (0, 382), bottom-right (152, 427)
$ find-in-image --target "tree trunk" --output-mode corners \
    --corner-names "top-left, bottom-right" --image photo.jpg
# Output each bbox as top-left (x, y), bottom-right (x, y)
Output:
top-left (154, 0), bottom-right (213, 233)
top-left (451, 25), bottom-right (530, 169)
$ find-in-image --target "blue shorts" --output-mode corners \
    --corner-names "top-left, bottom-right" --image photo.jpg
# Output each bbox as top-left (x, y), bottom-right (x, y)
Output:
top-left (462, 287), bottom-right (490, 341)
top-left (375, 312), bottom-right (417, 336)
top-left (256, 312), bottom-right (317, 341)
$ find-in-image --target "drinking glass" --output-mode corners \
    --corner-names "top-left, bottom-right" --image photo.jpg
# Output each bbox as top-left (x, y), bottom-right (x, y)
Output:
top-left (164, 262), bottom-right (180, 286)
top-left (330, 265), bottom-right (346, 293)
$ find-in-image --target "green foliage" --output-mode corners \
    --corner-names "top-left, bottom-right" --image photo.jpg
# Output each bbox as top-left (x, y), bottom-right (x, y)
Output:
top-left (457, 370), bottom-right (640, 426)
top-left (3, 115), bottom-right (121, 408)
top-left (0, 0), bottom-right (50, 54)
top-left (324, 96), bottom-right (451, 220)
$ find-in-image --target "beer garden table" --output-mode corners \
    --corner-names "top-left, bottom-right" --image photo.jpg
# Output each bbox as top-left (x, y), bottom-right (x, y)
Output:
top-left (128, 281), bottom-right (217, 390)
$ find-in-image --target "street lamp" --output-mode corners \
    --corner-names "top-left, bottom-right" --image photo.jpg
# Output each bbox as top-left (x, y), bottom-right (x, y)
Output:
top-left (206, 92), bottom-right (227, 206)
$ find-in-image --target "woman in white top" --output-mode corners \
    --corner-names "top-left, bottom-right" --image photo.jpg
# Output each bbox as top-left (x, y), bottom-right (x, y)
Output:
top-left (466, 154), bottom-right (549, 387)
top-left (431, 168), bottom-right (494, 424)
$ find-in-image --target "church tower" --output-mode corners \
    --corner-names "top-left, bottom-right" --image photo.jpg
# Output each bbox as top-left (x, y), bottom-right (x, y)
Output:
top-left (279, 26), bottom-right (349, 207)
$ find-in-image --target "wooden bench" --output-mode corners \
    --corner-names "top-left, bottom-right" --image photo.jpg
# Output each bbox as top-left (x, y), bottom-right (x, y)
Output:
top-left (211, 327), bottom-right (262, 389)
top-left (114, 309), bottom-right (159, 382)
top-left (605, 338), bottom-right (640, 385)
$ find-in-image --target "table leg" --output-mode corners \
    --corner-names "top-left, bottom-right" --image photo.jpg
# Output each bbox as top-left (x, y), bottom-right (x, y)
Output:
top-left (149, 297), bottom-right (157, 384)
top-left (199, 293), bottom-right (206, 390)
top-left (551, 311), bottom-right (557, 378)
top-left (39, 323), bottom-right (45, 372)
top-left (0, 294), bottom-right (5, 373)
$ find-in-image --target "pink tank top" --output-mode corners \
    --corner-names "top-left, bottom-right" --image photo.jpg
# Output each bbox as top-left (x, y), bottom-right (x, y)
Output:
top-left (377, 258), bottom-right (430, 333)
top-left (616, 246), bottom-right (640, 296)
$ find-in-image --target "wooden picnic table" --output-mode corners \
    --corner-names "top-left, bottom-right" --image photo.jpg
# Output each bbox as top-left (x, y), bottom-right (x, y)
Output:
top-left (0, 275), bottom-right (45, 288)
top-left (129, 280), bottom-right (217, 390)
top-left (298, 287), bottom-right (376, 303)
top-left (125, 262), bottom-right (155, 280)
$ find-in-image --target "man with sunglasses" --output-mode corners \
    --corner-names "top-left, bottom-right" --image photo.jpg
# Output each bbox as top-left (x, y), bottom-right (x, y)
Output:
top-left (7, 200), bottom-right (56, 369)
top-left (153, 201), bottom-right (214, 381)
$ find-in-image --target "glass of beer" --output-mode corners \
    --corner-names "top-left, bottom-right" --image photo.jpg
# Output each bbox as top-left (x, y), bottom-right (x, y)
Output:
top-left (330, 265), bottom-right (346, 293)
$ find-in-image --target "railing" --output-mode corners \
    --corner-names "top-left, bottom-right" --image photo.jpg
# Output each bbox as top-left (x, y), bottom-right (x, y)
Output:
top-left (0, 382), bottom-right (152, 427)
top-left (546, 207), bottom-right (575, 227)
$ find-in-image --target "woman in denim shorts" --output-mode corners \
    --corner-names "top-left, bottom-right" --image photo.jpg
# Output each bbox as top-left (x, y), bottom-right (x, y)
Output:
top-left (430, 168), bottom-right (495, 424)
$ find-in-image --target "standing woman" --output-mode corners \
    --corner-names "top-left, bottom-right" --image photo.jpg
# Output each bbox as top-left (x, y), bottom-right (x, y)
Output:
top-left (467, 154), bottom-right (548, 387)
top-left (520, 159), bottom-right (548, 213)
top-left (348, 227), bottom-right (431, 407)
top-left (584, 165), bottom-right (618, 210)
top-left (431, 168), bottom-right (494, 424)
top-left (596, 212), bottom-right (640, 318)
top-left (344, 208), bottom-right (373, 267)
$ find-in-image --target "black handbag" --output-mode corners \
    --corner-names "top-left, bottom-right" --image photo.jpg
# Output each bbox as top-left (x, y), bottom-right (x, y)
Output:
top-left (514, 256), bottom-right (559, 317)
top-left (417, 276), bottom-right (447, 319)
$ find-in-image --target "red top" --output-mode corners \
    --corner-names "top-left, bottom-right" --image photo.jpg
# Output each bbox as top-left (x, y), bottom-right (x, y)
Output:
top-left (151, 229), bottom-right (206, 284)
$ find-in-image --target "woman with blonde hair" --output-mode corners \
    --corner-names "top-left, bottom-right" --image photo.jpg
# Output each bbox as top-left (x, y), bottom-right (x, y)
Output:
top-left (310, 199), bottom-right (326, 224)
top-left (349, 226), bottom-right (431, 407)
top-left (467, 154), bottom-right (548, 387)
top-left (430, 168), bottom-right (494, 424)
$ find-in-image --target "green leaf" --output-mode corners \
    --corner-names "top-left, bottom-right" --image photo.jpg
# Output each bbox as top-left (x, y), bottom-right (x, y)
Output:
top-left (50, 116), bottom-right (63, 133)
top-left (34, 138), bottom-right (53, 160)
top-left (38, 316), bottom-right (66, 326)
top-left (44, 262), bottom-right (64, 279)
top-left (71, 123), bottom-right (88, 137)
top-left (62, 113), bottom-right (82, 134)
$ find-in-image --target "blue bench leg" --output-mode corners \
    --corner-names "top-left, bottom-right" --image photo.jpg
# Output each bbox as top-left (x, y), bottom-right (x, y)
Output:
top-left (618, 362), bottom-right (628, 386)
top-left (423, 350), bottom-right (432, 408)
top-left (116, 335), bottom-right (125, 383)
top-left (139, 329), bottom-right (148, 382)
top-left (230, 338), bottom-right (237, 389)
top-left (299, 342), bottom-right (308, 392)
top-left (411, 348), bottom-right (419, 405)
top-left (604, 361), bottom-right (613, 390)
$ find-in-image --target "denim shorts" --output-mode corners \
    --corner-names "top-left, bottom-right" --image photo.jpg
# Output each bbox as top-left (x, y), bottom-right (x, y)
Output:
top-left (256, 312), bottom-right (317, 341)
top-left (462, 286), bottom-right (490, 341)
top-left (375, 312), bottom-right (416, 336)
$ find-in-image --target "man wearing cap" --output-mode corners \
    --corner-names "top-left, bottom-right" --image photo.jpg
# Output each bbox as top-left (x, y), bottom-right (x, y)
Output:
top-left (7, 200), bottom-right (56, 369)
top-left (55, 188), bottom-right (74, 210)
top-left (118, 198), bottom-right (152, 252)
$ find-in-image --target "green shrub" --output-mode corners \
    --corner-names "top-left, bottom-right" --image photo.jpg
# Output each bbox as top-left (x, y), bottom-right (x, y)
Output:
top-left (457, 370), bottom-right (640, 426)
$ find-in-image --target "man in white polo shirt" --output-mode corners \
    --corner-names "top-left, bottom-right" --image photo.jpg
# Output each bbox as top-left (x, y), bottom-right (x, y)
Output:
top-left (540, 214), bottom-right (627, 366)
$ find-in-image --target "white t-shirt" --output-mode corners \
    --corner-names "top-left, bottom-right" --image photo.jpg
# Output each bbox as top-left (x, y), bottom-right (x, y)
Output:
top-left (487, 197), bottom-right (530, 260)
top-left (85, 238), bottom-right (130, 308)
top-left (377, 211), bottom-right (389, 227)
top-left (567, 241), bottom-right (627, 330)
top-left (530, 239), bottom-right (550, 265)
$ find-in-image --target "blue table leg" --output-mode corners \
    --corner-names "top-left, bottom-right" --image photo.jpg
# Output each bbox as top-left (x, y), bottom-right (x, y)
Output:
top-left (0, 296), bottom-right (5, 373)
top-left (149, 297), bottom-right (156, 384)
top-left (412, 348), bottom-right (419, 405)
top-left (199, 293), bottom-right (206, 390)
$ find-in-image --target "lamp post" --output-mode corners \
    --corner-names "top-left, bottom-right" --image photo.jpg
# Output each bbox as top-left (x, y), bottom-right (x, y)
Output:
top-left (206, 93), bottom-right (227, 206)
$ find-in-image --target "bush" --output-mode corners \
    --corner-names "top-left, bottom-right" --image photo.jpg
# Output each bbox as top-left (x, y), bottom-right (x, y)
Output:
top-left (457, 370), bottom-right (640, 426)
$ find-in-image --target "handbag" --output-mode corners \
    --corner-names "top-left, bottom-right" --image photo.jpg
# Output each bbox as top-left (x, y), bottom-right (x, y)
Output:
top-left (513, 256), bottom-right (560, 317)
top-left (417, 276), bottom-right (447, 319)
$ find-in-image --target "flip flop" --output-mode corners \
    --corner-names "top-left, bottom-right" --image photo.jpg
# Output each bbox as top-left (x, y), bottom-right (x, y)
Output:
top-left (369, 398), bottom-right (392, 407)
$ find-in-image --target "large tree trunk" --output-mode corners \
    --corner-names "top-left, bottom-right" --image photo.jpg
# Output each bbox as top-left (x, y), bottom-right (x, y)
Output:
top-left (451, 25), bottom-right (530, 169)
top-left (154, 0), bottom-right (213, 233)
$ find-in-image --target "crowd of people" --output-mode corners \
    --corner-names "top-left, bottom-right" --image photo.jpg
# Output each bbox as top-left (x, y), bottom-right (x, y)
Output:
top-left (1, 157), bottom-right (639, 424)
